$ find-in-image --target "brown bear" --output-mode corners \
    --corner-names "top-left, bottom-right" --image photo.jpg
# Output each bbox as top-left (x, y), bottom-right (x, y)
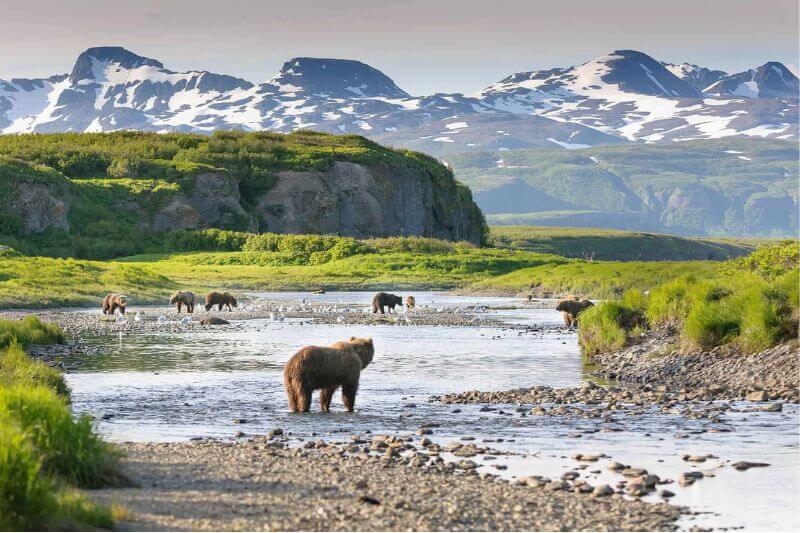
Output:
top-left (556, 298), bottom-right (594, 327)
top-left (170, 291), bottom-right (196, 313)
top-left (283, 337), bottom-right (374, 413)
top-left (205, 291), bottom-right (237, 311)
top-left (372, 292), bottom-right (403, 314)
top-left (405, 295), bottom-right (416, 309)
top-left (101, 293), bottom-right (128, 315)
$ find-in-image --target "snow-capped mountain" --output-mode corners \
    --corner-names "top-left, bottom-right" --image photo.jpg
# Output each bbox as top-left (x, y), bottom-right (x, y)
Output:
top-left (0, 46), bottom-right (797, 148)
top-left (661, 62), bottom-right (728, 92)
top-left (476, 50), bottom-right (797, 143)
top-left (704, 62), bottom-right (799, 99)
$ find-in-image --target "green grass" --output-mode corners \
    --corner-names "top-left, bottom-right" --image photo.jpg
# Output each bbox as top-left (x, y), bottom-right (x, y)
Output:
top-left (577, 242), bottom-right (800, 354)
top-left (489, 225), bottom-right (759, 261)
top-left (0, 342), bottom-right (69, 397)
top-left (0, 317), bottom-right (121, 529)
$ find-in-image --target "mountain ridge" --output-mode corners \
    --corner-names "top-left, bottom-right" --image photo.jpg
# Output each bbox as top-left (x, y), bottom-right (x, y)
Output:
top-left (0, 46), bottom-right (797, 147)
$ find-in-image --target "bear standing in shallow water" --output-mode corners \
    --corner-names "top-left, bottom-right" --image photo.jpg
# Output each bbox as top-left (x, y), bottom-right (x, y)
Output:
top-left (170, 291), bottom-right (196, 313)
top-left (556, 298), bottom-right (594, 327)
top-left (102, 293), bottom-right (128, 315)
top-left (372, 292), bottom-right (403, 314)
top-left (284, 337), bottom-right (374, 412)
top-left (205, 291), bottom-right (237, 311)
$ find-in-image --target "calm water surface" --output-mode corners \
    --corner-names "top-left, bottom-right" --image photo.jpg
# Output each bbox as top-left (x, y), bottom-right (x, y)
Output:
top-left (60, 292), bottom-right (799, 531)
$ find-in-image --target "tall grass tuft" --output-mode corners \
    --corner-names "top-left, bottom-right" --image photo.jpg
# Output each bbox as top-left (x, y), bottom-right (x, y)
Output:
top-left (0, 341), bottom-right (69, 397)
top-left (578, 301), bottom-right (645, 355)
top-left (0, 425), bottom-right (55, 530)
top-left (0, 385), bottom-right (121, 488)
top-left (0, 315), bottom-right (64, 350)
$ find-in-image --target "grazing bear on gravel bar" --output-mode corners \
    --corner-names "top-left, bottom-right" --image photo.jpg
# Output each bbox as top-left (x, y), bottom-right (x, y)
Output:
top-left (556, 298), bottom-right (594, 327)
top-left (406, 295), bottom-right (416, 309)
top-left (205, 291), bottom-right (237, 312)
top-left (170, 291), bottom-right (196, 313)
top-left (284, 337), bottom-right (375, 413)
top-left (372, 292), bottom-right (403, 314)
top-left (102, 293), bottom-right (128, 315)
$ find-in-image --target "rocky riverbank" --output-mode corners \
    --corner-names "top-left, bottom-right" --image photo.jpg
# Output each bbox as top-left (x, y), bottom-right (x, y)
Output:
top-left (89, 439), bottom-right (680, 531)
top-left (589, 332), bottom-right (799, 402)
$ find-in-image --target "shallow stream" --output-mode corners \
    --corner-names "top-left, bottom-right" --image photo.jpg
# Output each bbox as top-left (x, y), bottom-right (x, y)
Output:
top-left (60, 292), bottom-right (799, 531)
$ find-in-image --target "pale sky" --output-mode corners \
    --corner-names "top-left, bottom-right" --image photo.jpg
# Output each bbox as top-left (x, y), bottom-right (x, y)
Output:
top-left (1, 0), bottom-right (798, 94)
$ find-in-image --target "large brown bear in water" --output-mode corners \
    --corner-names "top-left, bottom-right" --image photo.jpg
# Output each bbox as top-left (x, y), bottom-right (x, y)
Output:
top-left (372, 292), bottom-right (403, 314)
top-left (556, 298), bottom-right (594, 327)
top-left (283, 337), bottom-right (375, 413)
top-left (101, 293), bottom-right (128, 315)
top-left (170, 291), bottom-right (196, 313)
top-left (205, 291), bottom-right (237, 311)
top-left (405, 296), bottom-right (416, 309)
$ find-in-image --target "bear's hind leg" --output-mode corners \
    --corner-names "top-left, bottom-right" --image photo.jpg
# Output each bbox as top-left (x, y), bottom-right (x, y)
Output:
top-left (562, 312), bottom-right (571, 327)
top-left (341, 381), bottom-right (359, 412)
top-left (320, 385), bottom-right (337, 412)
top-left (297, 387), bottom-right (313, 412)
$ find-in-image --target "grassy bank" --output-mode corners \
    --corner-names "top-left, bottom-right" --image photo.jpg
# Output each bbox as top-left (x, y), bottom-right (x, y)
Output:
top-left (578, 242), bottom-right (800, 355)
top-left (488, 226), bottom-right (759, 261)
top-left (0, 230), bottom-right (719, 308)
top-left (0, 316), bottom-right (121, 530)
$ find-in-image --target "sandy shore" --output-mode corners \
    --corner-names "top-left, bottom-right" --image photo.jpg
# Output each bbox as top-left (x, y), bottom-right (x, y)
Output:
top-left (90, 439), bottom-right (680, 532)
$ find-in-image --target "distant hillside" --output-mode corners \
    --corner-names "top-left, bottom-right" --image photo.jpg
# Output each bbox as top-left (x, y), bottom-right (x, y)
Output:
top-left (489, 226), bottom-right (759, 261)
top-left (451, 139), bottom-right (798, 237)
top-left (0, 131), bottom-right (486, 258)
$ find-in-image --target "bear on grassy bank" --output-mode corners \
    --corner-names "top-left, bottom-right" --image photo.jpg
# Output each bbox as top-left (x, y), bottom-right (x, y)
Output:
top-left (556, 297), bottom-right (594, 327)
top-left (170, 291), bottom-right (196, 313)
top-left (372, 292), bottom-right (403, 314)
top-left (406, 295), bottom-right (416, 309)
top-left (101, 293), bottom-right (128, 315)
top-left (284, 337), bottom-right (375, 413)
top-left (205, 291), bottom-right (237, 311)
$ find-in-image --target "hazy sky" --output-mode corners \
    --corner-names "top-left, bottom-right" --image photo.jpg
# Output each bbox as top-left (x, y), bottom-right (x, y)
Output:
top-left (1, 0), bottom-right (798, 94)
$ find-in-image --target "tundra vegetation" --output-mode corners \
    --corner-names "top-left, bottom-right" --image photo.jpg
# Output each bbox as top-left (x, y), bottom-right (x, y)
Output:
top-left (0, 316), bottom-right (122, 530)
top-left (578, 241), bottom-right (799, 355)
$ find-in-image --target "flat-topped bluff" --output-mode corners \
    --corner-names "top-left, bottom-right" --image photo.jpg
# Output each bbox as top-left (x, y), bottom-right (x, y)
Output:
top-left (0, 131), bottom-right (487, 258)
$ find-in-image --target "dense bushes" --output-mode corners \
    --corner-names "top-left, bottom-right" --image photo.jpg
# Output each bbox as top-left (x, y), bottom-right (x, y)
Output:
top-left (578, 243), bottom-right (799, 355)
top-left (0, 318), bottom-right (120, 529)
top-left (164, 229), bottom-right (251, 252)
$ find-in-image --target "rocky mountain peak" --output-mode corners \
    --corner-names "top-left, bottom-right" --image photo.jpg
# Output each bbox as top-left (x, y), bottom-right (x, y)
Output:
top-left (269, 57), bottom-right (409, 98)
top-left (70, 46), bottom-right (164, 82)
top-left (595, 50), bottom-right (704, 97)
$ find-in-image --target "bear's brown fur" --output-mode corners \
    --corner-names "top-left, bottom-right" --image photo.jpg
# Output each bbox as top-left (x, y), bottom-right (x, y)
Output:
top-left (205, 291), bottom-right (237, 312)
top-left (556, 298), bottom-right (594, 327)
top-left (406, 295), bottom-right (416, 309)
top-left (283, 337), bottom-right (374, 413)
top-left (170, 291), bottom-right (196, 313)
top-left (200, 316), bottom-right (230, 326)
top-left (101, 293), bottom-right (128, 315)
top-left (372, 292), bottom-right (403, 314)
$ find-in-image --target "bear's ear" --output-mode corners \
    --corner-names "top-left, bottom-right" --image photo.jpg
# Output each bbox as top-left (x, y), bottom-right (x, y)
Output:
top-left (350, 336), bottom-right (356, 341)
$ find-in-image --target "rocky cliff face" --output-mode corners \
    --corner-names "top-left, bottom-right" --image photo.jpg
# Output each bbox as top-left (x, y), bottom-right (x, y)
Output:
top-left (256, 162), bottom-right (485, 243)
top-left (3, 161), bottom-right (486, 245)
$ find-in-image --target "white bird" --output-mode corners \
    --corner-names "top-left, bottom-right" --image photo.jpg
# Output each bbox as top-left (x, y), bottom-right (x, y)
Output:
top-left (134, 312), bottom-right (142, 322)
top-left (157, 315), bottom-right (167, 323)
top-left (180, 316), bottom-right (192, 325)
top-left (337, 316), bottom-right (345, 323)
top-left (116, 314), bottom-right (126, 323)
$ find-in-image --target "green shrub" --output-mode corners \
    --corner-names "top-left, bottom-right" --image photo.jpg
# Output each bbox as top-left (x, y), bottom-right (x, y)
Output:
top-left (164, 228), bottom-right (251, 252)
top-left (683, 298), bottom-right (741, 349)
top-left (0, 342), bottom-right (69, 397)
top-left (242, 232), bottom-right (283, 252)
top-left (721, 240), bottom-right (798, 278)
top-left (0, 385), bottom-right (120, 488)
top-left (578, 302), bottom-right (644, 355)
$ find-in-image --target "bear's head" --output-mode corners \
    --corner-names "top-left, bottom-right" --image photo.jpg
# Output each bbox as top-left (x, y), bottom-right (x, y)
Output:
top-left (555, 300), bottom-right (571, 312)
top-left (116, 294), bottom-right (128, 306)
top-left (169, 292), bottom-right (182, 304)
top-left (226, 293), bottom-right (238, 307)
top-left (349, 337), bottom-right (374, 368)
